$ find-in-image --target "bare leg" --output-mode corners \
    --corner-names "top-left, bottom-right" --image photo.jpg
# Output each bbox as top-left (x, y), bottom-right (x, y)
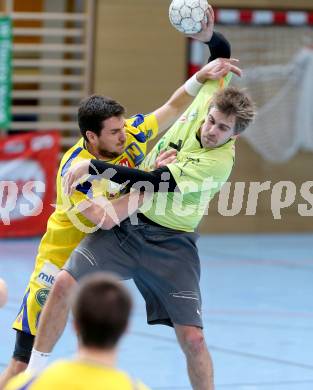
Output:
top-left (175, 324), bottom-right (214, 390)
top-left (34, 270), bottom-right (76, 352)
top-left (0, 359), bottom-right (27, 389)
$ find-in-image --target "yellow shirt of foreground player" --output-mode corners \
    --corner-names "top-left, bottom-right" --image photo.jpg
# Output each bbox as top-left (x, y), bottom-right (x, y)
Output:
top-left (5, 360), bottom-right (151, 390)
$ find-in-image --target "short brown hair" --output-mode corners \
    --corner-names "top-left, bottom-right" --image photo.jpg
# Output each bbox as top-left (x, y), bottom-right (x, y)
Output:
top-left (78, 95), bottom-right (125, 142)
top-left (210, 87), bottom-right (255, 134)
top-left (72, 273), bottom-right (132, 349)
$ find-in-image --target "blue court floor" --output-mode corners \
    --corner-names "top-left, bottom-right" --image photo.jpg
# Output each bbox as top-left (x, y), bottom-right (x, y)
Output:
top-left (0, 234), bottom-right (313, 389)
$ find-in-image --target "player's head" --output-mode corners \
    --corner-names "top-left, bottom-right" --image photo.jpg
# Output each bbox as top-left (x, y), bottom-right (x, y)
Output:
top-left (78, 95), bottom-right (127, 159)
top-left (200, 87), bottom-right (255, 149)
top-left (72, 273), bottom-right (132, 350)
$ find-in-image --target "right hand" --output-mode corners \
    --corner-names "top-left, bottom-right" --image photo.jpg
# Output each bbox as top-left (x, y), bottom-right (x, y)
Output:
top-left (154, 149), bottom-right (177, 168)
top-left (63, 159), bottom-right (91, 196)
top-left (196, 58), bottom-right (242, 82)
top-left (186, 5), bottom-right (215, 43)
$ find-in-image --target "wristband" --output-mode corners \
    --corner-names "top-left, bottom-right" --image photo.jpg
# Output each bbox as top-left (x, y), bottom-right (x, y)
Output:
top-left (184, 73), bottom-right (203, 97)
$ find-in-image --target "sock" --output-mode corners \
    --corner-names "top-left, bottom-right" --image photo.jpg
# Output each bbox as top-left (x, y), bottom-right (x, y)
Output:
top-left (26, 348), bottom-right (51, 373)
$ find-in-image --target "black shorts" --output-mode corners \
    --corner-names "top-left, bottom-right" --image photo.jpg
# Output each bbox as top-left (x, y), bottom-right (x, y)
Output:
top-left (63, 218), bottom-right (202, 328)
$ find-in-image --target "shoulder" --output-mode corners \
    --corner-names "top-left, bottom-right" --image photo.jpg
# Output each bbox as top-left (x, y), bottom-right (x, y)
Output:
top-left (126, 114), bottom-right (158, 142)
top-left (59, 138), bottom-right (92, 178)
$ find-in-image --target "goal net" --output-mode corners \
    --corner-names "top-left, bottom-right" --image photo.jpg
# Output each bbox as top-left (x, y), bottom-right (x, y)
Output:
top-left (189, 10), bottom-right (313, 162)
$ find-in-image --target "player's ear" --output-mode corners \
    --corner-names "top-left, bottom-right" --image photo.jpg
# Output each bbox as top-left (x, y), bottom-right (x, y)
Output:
top-left (86, 130), bottom-right (97, 143)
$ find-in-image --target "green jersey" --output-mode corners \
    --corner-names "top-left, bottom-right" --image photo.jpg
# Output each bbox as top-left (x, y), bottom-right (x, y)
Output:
top-left (140, 76), bottom-right (235, 232)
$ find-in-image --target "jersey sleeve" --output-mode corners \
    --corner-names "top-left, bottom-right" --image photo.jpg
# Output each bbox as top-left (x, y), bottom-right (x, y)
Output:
top-left (127, 113), bottom-right (159, 141)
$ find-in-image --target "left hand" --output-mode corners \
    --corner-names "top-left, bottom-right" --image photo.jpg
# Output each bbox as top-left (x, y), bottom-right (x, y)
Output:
top-left (186, 6), bottom-right (214, 42)
top-left (63, 160), bottom-right (91, 196)
top-left (196, 58), bottom-right (242, 82)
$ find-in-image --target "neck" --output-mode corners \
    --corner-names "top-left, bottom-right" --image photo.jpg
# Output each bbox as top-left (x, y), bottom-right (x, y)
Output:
top-left (77, 345), bottom-right (117, 367)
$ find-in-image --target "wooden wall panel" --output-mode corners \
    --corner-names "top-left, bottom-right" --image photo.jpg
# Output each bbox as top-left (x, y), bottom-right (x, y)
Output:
top-left (199, 139), bottom-right (313, 233)
top-left (93, 0), bottom-right (186, 117)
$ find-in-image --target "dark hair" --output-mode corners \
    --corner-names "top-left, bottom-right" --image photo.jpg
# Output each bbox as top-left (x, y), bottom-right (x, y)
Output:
top-left (72, 273), bottom-right (132, 349)
top-left (210, 87), bottom-right (256, 134)
top-left (78, 95), bottom-right (125, 141)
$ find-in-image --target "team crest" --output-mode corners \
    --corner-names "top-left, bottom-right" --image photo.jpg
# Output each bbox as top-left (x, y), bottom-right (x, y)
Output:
top-left (35, 288), bottom-right (49, 307)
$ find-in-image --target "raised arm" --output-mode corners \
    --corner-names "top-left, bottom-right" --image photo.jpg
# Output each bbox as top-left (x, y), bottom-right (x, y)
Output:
top-left (152, 8), bottom-right (239, 133)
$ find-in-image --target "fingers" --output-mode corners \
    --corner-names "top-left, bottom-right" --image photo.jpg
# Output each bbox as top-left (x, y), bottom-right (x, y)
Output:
top-left (215, 57), bottom-right (239, 64)
top-left (155, 149), bottom-right (178, 168)
top-left (62, 175), bottom-right (70, 196)
top-left (206, 5), bottom-right (214, 25)
top-left (161, 156), bottom-right (177, 165)
top-left (229, 64), bottom-right (242, 77)
top-left (158, 149), bottom-right (177, 159)
top-left (63, 172), bottom-right (89, 196)
top-left (211, 58), bottom-right (242, 78)
top-left (63, 173), bottom-right (73, 196)
top-left (200, 7), bottom-right (214, 33)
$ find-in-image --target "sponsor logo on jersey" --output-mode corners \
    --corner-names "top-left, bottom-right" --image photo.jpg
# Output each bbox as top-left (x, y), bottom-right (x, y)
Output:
top-left (118, 157), bottom-right (132, 167)
top-left (125, 143), bottom-right (144, 166)
top-left (35, 288), bottom-right (49, 307)
top-left (38, 272), bottom-right (55, 286)
top-left (188, 110), bottom-right (198, 121)
top-left (36, 261), bottom-right (59, 288)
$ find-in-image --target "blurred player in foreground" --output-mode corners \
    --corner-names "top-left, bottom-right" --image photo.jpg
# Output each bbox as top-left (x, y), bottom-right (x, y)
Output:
top-left (5, 273), bottom-right (150, 390)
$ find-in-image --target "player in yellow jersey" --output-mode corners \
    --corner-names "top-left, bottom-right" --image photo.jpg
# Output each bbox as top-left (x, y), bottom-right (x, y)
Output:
top-left (5, 273), bottom-right (150, 390)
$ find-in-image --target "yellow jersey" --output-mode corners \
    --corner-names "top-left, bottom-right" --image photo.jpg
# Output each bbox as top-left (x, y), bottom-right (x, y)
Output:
top-left (38, 113), bottom-right (158, 268)
top-left (5, 360), bottom-right (151, 390)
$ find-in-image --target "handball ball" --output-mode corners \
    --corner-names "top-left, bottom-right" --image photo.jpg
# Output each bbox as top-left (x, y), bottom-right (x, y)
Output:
top-left (169, 0), bottom-right (209, 34)
top-left (0, 278), bottom-right (8, 308)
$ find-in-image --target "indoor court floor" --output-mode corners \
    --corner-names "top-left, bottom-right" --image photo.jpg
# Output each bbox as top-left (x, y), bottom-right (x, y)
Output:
top-left (1, 234), bottom-right (313, 390)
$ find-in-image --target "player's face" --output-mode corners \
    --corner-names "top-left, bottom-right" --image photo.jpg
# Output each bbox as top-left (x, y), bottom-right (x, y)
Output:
top-left (96, 116), bottom-right (126, 159)
top-left (200, 108), bottom-right (237, 149)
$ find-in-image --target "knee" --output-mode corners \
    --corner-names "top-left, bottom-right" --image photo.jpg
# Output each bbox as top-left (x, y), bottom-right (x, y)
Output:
top-left (11, 359), bottom-right (28, 375)
top-left (51, 271), bottom-right (76, 299)
top-left (177, 327), bottom-right (206, 356)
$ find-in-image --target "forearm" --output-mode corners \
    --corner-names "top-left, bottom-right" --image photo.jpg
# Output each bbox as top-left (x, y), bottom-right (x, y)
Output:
top-left (89, 160), bottom-right (178, 192)
top-left (206, 31), bottom-right (231, 62)
top-left (107, 191), bottom-right (145, 228)
top-left (79, 191), bottom-right (145, 230)
top-left (159, 86), bottom-right (194, 128)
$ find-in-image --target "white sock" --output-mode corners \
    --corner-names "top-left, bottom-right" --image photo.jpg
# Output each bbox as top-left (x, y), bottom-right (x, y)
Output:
top-left (26, 348), bottom-right (51, 374)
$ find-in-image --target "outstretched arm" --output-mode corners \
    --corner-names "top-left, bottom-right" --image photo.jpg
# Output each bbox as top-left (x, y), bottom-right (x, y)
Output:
top-left (63, 159), bottom-right (178, 196)
top-left (153, 58), bottom-right (240, 133)
top-left (153, 7), bottom-right (237, 133)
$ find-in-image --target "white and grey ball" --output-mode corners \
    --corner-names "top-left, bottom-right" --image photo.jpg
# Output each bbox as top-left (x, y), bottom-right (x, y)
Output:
top-left (169, 0), bottom-right (209, 34)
